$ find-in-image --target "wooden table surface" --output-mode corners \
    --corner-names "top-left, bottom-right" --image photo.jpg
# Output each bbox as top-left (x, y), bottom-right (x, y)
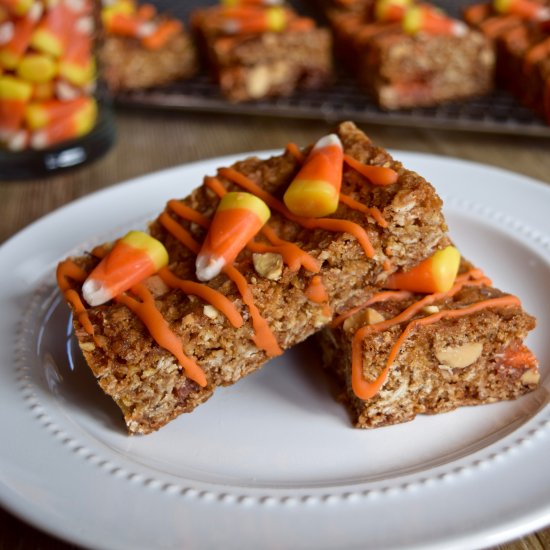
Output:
top-left (0, 108), bottom-right (549, 549)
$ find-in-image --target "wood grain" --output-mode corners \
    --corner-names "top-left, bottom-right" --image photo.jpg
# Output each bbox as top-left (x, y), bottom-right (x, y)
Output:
top-left (1, 109), bottom-right (549, 549)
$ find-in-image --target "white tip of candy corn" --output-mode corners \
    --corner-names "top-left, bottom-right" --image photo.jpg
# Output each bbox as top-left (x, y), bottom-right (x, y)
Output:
top-left (82, 278), bottom-right (112, 307)
top-left (312, 133), bottom-right (342, 151)
top-left (195, 254), bottom-right (225, 282)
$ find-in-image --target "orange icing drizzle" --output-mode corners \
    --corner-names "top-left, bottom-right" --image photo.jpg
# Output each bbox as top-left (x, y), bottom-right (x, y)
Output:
top-left (343, 154), bottom-right (398, 186)
top-left (167, 199), bottom-right (210, 229)
top-left (222, 264), bottom-right (282, 356)
top-left (157, 267), bottom-right (243, 328)
top-left (218, 166), bottom-right (376, 258)
top-left (56, 259), bottom-right (95, 337)
top-left (115, 283), bottom-right (207, 387)
top-left (523, 36), bottom-right (550, 72)
top-left (350, 270), bottom-right (502, 400)
top-left (305, 275), bottom-right (329, 303)
top-left (285, 142), bottom-right (304, 163)
top-left (338, 193), bottom-right (388, 228)
top-left (159, 212), bottom-right (201, 254)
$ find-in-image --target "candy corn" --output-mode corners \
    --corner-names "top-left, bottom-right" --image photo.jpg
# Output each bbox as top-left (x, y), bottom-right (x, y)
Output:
top-left (0, 74), bottom-right (32, 135)
top-left (0, 2), bottom-right (42, 69)
top-left (493, 0), bottom-right (550, 20)
top-left (82, 231), bottom-right (169, 307)
top-left (283, 134), bottom-right (344, 218)
top-left (30, 0), bottom-right (74, 57)
top-left (384, 245), bottom-right (461, 294)
top-left (58, 29), bottom-right (95, 86)
top-left (219, 6), bottom-right (289, 34)
top-left (374, 0), bottom-right (412, 23)
top-left (0, 0), bottom-right (33, 17)
top-left (195, 192), bottom-right (271, 281)
top-left (30, 95), bottom-right (96, 148)
top-left (141, 19), bottom-right (181, 50)
top-left (25, 96), bottom-right (89, 129)
top-left (403, 5), bottom-right (467, 36)
top-left (16, 52), bottom-right (56, 82)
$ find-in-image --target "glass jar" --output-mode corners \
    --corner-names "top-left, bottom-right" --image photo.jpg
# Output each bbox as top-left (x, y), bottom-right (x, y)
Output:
top-left (0, 0), bottom-right (115, 180)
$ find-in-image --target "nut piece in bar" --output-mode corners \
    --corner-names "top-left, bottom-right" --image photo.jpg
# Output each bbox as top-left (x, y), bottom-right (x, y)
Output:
top-left (57, 121), bottom-right (448, 434)
top-left (99, 0), bottom-right (198, 92)
top-left (190, 3), bottom-right (333, 102)
top-left (326, 0), bottom-right (495, 109)
top-left (317, 257), bottom-right (539, 428)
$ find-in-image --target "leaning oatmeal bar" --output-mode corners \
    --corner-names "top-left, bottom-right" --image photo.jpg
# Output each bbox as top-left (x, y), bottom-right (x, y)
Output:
top-left (57, 121), bottom-right (448, 434)
top-left (317, 258), bottom-right (539, 428)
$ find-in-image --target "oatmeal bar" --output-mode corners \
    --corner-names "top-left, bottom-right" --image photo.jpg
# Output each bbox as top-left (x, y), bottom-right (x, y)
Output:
top-left (328, 0), bottom-right (495, 109)
top-left (464, 1), bottom-right (550, 124)
top-left (58, 121), bottom-right (448, 434)
top-left (317, 259), bottom-right (539, 428)
top-left (99, 1), bottom-right (197, 92)
top-left (190, 4), bottom-right (332, 102)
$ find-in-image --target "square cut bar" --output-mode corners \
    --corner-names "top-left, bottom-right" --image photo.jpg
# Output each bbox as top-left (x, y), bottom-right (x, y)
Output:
top-left (100, 11), bottom-right (198, 92)
top-left (317, 259), bottom-right (539, 428)
top-left (464, 2), bottom-right (550, 125)
top-left (190, 5), bottom-right (332, 102)
top-left (60, 121), bottom-right (448, 434)
top-left (328, 4), bottom-right (495, 109)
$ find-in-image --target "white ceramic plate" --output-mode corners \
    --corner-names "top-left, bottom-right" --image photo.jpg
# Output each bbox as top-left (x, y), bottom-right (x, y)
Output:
top-left (1, 151), bottom-right (549, 550)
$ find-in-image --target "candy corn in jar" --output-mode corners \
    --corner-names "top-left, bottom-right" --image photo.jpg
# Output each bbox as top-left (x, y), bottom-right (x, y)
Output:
top-left (0, 0), bottom-right (114, 179)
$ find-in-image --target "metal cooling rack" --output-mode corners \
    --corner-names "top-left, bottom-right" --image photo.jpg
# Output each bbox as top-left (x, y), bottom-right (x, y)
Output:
top-left (113, 0), bottom-right (550, 137)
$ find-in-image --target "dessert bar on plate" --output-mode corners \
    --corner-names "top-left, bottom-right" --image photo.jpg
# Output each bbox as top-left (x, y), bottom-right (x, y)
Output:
top-left (318, 257), bottom-right (539, 428)
top-left (57, 121), bottom-right (449, 434)
top-left (190, 2), bottom-right (332, 102)
top-left (99, 0), bottom-right (197, 91)
top-left (325, 0), bottom-right (495, 109)
top-left (464, 0), bottom-right (550, 125)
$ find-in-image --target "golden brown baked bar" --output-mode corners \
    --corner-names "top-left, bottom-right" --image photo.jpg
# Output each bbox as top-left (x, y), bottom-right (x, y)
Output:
top-left (190, 5), bottom-right (332, 102)
top-left (317, 259), bottom-right (539, 428)
top-left (58, 121), bottom-right (448, 434)
top-left (99, 2), bottom-right (197, 92)
top-left (328, 3), bottom-right (494, 109)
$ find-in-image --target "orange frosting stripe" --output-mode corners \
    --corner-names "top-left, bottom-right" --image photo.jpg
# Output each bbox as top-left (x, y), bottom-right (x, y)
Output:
top-left (339, 193), bottom-right (388, 228)
top-left (56, 259), bottom-right (95, 336)
top-left (344, 154), bottom-right (398, 186)
top-left (305, 275), bottom-right (329, 303)
top-left (168, 199), bottom-right (210, 229)
top-left (116, 283), bottom-right (207, 388)
top-left (159, 211), bottom-right (201, 254)
top-left (285, 141), bottom-right (304, 163)
top-left (223, 264), bottom-right (283, 357)
top-left (158, 267), bottom-right (243, 328)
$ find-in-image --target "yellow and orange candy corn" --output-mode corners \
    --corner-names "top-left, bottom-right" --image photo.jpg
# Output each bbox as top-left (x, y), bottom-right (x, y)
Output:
top-left (82, 231), bottom-right (169, 307)
top-left (384, 245), bottom-right (461, 294)
top-left (195, 192), bottom-right (271, 281)
top-left (25, 96), bottom-right (89, 129)
top-left (30, 95), bottom-right (96, 148)
top-left (374, 0), bottom-right (412, 23)
top-left (0, 74), bottom-right (32, 136)
top-left (283, 134), bottom-right (344, 218)
top-left (403, 5), bottom-right (467, 36)
top-left (0, 2), bottom-right (42, 69)
top-left (493, 0), bottom-right (550, 20)
top-left (0, 0), bottom-right (33, 17)
top-left (30, 0), bottom-right (75, 58)
top-left (219, 6), bottom-right (289, 34)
